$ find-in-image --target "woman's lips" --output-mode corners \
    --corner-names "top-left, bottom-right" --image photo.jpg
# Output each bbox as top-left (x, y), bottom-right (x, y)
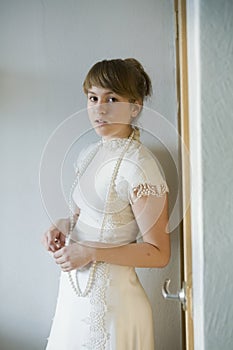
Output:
top-left (95, 119), bottom-right (109, 126)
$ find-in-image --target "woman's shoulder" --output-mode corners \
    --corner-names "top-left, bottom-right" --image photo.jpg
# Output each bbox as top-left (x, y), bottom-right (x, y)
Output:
top-left (125, 141), bottom-right (167, 186)
top-left (127, 141), bottom-right (158, 163)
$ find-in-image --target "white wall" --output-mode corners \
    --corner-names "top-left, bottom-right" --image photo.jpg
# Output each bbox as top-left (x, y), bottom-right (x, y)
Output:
top-left (187, 0), bottom-right (233, 349)
top-left (0, 1), bottom-right (182, 349)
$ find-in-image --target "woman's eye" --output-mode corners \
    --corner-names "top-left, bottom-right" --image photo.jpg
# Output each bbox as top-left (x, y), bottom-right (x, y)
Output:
top-left (89, 96), bottom-right (98, 102)
top-left (108, 97), bottom-right (118, 103)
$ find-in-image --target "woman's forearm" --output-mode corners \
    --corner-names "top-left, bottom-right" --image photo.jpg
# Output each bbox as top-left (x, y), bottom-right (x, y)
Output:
top-left (89, 241), bottom-right (170, 268)
top-left (53, 237), bottom-right (170, 271)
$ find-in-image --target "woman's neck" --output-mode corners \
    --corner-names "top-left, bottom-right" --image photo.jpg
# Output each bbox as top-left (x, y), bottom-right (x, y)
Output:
top-left (102, 125), bottom-right (133, 140)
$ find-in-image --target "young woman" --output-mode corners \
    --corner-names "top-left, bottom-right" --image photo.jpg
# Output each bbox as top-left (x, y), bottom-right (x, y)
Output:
top-left (42, 58), bottom-right (170, 350)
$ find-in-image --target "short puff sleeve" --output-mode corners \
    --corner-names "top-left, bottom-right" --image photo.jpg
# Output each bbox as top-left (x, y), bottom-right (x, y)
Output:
top-left (126, 145), bottom-right (169, 204)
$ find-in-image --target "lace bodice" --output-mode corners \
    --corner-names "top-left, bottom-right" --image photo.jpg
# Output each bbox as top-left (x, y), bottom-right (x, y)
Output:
top-left (71, 135), bottom-right (169, 245)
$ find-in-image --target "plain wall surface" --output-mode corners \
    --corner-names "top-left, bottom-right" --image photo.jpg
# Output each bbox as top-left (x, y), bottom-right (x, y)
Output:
top-left (0, 1), bottom-right (182, 349)
top-left (200, 0), bottom-right (233, 348)
top-left (187, 0), bottom-right (233, 349)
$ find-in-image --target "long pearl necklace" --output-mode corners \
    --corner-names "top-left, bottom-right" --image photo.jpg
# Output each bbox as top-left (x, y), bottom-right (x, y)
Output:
top-left (66, 129), bottom-right (135, 297)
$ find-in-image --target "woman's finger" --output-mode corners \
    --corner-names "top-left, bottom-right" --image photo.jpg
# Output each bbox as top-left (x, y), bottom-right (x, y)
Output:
top-left (54, 255), bottom-right (66, 265)
top-left (47, 229), bottom-right (60, 251)
top-left (59, 234), bottom-right (66, 246)
top-left (61, 264), bottom-right (70, 272)
top-left (53, 247), bottom-right (64, 259)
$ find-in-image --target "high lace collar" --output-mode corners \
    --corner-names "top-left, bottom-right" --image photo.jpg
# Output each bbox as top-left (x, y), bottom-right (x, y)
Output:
top-left (101, 127), bottom-right (140, 150)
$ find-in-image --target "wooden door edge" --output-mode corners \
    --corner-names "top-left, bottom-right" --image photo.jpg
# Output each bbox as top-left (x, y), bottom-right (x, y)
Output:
top-left (175, 0), bottom-right (194, 349)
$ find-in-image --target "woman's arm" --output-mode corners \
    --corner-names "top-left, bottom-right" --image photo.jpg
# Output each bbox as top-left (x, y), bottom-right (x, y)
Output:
top-left (54, 194), bottom-right (170, 270)
top-left (95, 193), bottom-right (170, 267)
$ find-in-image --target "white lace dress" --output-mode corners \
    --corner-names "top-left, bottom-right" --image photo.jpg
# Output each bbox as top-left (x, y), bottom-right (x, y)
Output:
top-left (46, 135), bottom-right (169, 350)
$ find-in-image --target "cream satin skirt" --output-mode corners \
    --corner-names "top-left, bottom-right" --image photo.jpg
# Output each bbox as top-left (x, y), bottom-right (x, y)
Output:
top-left (46, 263), bottom-right (154, 350)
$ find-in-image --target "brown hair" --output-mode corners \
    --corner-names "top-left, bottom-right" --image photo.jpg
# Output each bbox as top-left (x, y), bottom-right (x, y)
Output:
top-left (83, 58), bottom-right (152, 104)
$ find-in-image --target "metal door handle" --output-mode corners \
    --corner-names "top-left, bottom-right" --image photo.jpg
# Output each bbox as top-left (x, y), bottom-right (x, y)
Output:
top-left (162, 279), bottom-right (187, 310)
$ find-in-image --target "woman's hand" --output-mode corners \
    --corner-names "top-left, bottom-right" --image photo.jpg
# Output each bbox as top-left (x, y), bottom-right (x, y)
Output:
top-left (53, 242), bottom-right (93, 272)
top-left (41, 214), bottom-right (79, 253)
top-left (41, 227), bottom-right (66, 252)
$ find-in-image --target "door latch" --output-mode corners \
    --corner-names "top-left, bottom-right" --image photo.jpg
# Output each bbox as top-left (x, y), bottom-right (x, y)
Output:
top-left (162, 279), bottom-right (187, 311)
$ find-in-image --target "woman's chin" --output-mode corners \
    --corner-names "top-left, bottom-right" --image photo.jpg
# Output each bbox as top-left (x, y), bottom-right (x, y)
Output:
top-left (94, 124), bottom-right (112, 137)
top-left (93, 123), bottom-right (131, 139)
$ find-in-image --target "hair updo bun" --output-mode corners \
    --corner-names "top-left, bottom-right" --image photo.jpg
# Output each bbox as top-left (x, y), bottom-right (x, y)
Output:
top-left (124, 58), bottom-right (152, 99)
top-left (83, 58), bottom-right (152, 104)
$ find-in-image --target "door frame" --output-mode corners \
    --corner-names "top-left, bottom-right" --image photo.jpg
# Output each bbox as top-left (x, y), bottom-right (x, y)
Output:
top-left (175, 0), bottom-right (195, 349)
top-left (184, 1), bottom-right (205, 349)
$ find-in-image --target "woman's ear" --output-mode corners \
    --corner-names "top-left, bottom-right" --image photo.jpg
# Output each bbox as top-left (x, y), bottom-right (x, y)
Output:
top-left (131, 101), bottom-right (142, 118)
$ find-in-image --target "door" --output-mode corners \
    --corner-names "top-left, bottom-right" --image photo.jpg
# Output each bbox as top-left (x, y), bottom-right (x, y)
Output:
top-left (172, 0), bottom-right (194, 348)
top-left (161, 1), bottom-right (194, 349)
top-left (177, 0), bottom-right (194, 348)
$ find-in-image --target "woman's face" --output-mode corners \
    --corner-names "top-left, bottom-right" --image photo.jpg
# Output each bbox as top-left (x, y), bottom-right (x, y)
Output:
top-left (87, 86), bottom-right (139, 139)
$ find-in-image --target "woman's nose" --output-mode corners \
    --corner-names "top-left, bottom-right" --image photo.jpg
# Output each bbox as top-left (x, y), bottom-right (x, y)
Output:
top-left (95, 100), bottom-right (107, 114)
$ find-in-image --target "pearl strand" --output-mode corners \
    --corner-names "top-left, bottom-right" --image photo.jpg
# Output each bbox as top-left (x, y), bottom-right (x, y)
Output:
top-left (66, 143), bottom-right (100, 297)
top-left (67, 262), bottom-right (97, 297)
top-left (67, 130), bottom-right (135, 297)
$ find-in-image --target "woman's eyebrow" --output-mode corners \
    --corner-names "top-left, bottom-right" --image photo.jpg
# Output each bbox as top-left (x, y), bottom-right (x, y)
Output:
top-left (87, 90), bottom-right (115, 95)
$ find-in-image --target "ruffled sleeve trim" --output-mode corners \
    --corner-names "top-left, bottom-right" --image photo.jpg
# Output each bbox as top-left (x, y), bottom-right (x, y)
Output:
top-left (129, 181), bottom-right (169, 205)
